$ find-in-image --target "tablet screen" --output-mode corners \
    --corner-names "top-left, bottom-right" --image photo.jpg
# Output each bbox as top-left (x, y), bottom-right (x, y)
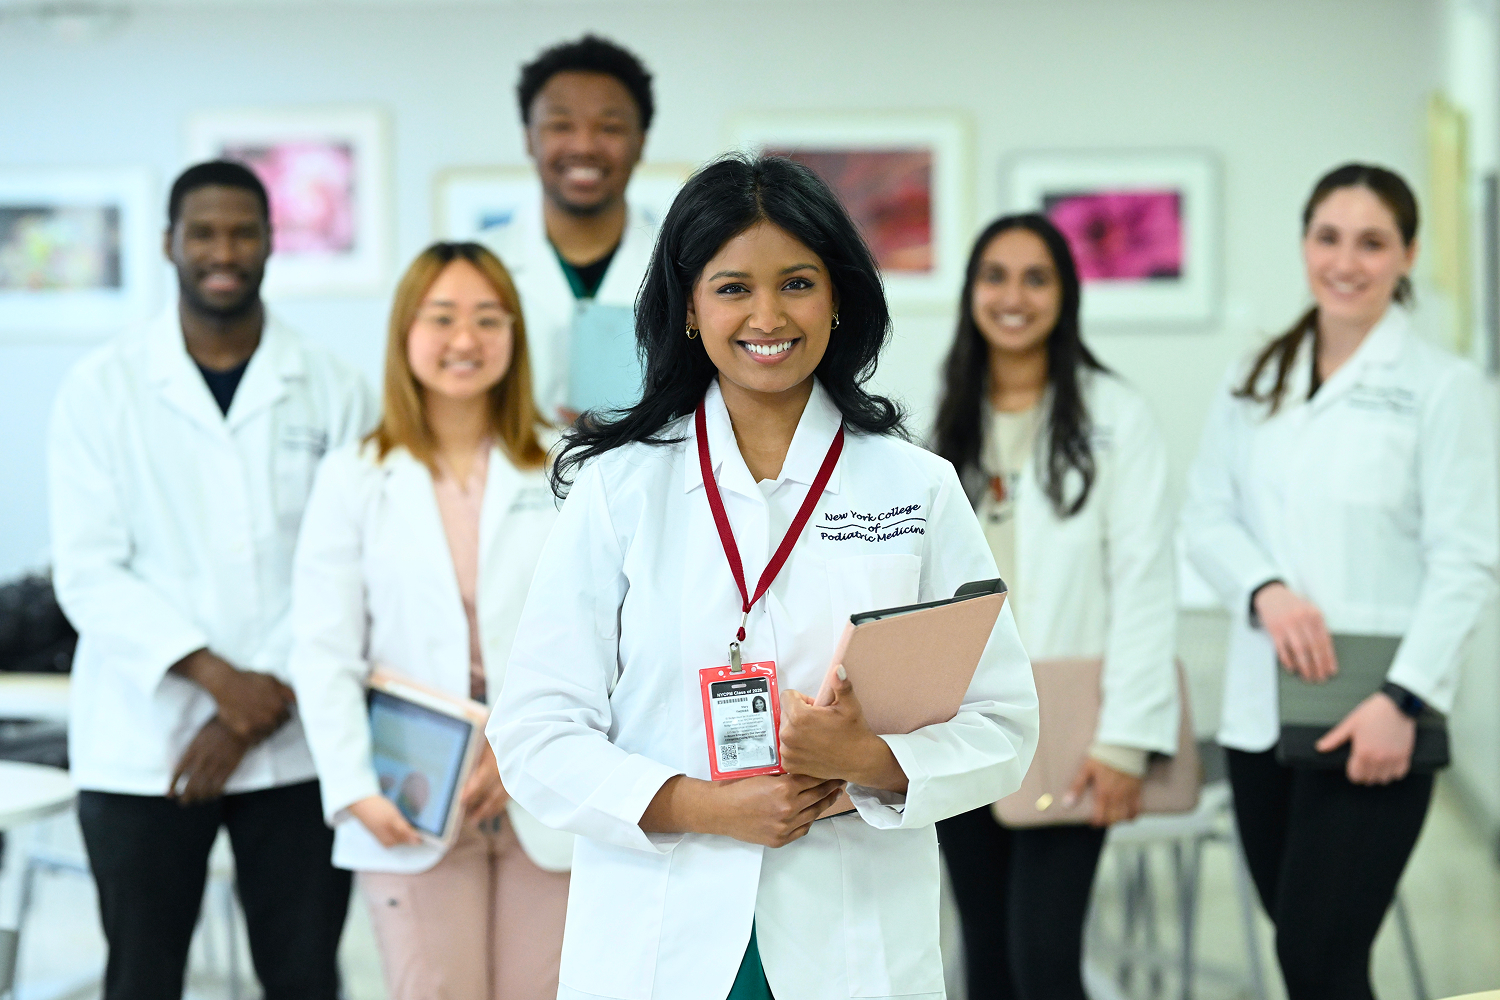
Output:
top-left (368, 690), bottom-right (473, 837)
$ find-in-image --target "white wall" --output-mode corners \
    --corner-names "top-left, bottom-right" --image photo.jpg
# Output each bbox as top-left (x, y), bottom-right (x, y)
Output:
top-left (1440, 0), bottom-right (1500, 845)
top-left (0, 0), bottom-right (1442, 581)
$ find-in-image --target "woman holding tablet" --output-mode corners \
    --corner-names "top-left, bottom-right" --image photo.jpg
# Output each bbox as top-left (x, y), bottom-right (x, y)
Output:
top-left (931, 213), bottom-right (1179, 1000)
top-left (289, 242), bottom-right (571, 1000)
top-left (1183, 164), bottom-right (1498, 999)
top-left (489, 155), bottom-right (1039, 1000)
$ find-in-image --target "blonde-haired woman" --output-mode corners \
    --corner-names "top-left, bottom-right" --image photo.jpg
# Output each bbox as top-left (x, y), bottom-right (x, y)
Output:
top-left (289, 242), bottom-right (569, 999)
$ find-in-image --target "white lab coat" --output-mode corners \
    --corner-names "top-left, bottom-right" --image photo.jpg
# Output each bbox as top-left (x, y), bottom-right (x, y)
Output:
top-left (490, 378), bottom-right (1039, 1000)
top-left (1182, 306), bottom-right (1500, 752)
top-left (48, 310), bottom-right (375, 795)
top-left (960, 370), bottom-right (1179, 754)
top-left (288, 440), bottom-right (573, 873)
top-left (479, 198), bottom-right (657, 422)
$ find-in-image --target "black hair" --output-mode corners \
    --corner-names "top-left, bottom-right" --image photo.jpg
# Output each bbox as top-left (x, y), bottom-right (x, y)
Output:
top-left (167, 160), bottom-right (270, 229)
top-left (550, 153), bottom-right (904, 496)
top-left (933, 213), bottom-right (1108, 518)
top-left (517, 34), bottom-right (654, 132)
top-left (1235, 163), bottom-right (1419, 413)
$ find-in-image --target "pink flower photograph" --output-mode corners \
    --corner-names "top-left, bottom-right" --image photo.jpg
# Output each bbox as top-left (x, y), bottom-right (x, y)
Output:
top-left (1043, 189), bottom-right (1183, 282)
top-left (223, 141), bottom-right (357, 256)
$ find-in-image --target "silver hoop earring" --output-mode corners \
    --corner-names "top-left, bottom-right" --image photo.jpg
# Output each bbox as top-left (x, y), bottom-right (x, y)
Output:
top-left (831, 312), bottom-right (840, 331)
top-left (686, 323), bottom-right (699, 340)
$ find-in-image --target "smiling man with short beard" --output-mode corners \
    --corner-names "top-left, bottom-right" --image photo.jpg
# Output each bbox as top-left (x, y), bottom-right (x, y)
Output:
top-left (48, 159), bottom-right (375, 1000)
top-left (481, 34), bottom-right (659, 424)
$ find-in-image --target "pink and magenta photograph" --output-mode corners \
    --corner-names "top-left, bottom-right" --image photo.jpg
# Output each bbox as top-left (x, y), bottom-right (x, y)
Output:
top-left (769, 148), bottom-right (934, 273)
top-left (1043, 189), bottom-right (1183, 282)
top-left (187, 107), bottom-right (391, 295)
top-left (222, 141), bottom-right (356, 256)
top-left (1009, 152), bottom-right (1217, 325)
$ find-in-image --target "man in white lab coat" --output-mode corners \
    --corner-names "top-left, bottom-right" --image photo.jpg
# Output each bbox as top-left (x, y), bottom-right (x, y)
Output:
top-left (48, 161), bottom-right (375, 1000)
top-left (483, 34), bottom-right (659, 423)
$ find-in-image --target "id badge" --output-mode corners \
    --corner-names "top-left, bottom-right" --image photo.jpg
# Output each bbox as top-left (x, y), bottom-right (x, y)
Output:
top-left (698, 661), bottom-right (784, 780)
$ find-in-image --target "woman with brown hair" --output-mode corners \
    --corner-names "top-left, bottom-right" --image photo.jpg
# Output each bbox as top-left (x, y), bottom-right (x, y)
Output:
top-left (1184, 165), bottom-right (1498, 1000)
top-left (288, 242), bottom-right (571, 1000)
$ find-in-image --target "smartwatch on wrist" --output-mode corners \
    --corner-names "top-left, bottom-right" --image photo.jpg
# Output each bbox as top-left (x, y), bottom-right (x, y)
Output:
top-left (1380, 681), bottom-right (1425, 719)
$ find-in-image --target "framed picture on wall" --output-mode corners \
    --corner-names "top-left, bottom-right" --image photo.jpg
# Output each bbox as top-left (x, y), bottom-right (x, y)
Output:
top-left (186, 106), bottom-right (392, 296)
top-left (729, 113), bottom-right (972, 308)
top-left (0, 167), bottom-right (158, 337)
top-left (434, 162), bottom-right (693, 242)
top-left (1006, 150), bottom-right (1220, 326)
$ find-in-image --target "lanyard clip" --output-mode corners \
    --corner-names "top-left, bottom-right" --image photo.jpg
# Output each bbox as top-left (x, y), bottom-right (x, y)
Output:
top-left (729, 641), bottom-right (744, 673)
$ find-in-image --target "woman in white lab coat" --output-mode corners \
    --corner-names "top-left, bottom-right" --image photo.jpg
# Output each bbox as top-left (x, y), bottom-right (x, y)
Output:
top-left (1183, 164), bottom-right (1498, 1000)
top-left (289, 242), bottom-right (572, 1000)
top-left (930, 213), bottom-right (1179, 1000)
top-left (489, 154), bottom-right (1040, 1000)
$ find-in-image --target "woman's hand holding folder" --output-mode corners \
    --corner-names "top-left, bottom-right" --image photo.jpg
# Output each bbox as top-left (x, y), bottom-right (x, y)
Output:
top-left (779, 667), bottom-right (909, 794)
top-left (350, 795), bottom-right (423, 848)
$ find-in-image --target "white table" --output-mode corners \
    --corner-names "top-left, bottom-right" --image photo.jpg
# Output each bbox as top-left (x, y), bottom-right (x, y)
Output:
top-left (0, 762), bottom-right (73, 833)
top-left (0, 676), bottom-right (69, 726)
top-left (0, 762), bottom-right (75, 999)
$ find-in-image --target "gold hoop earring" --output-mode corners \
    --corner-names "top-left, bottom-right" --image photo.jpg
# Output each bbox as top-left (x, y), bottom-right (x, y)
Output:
top-left (830, 312), bottom-right (840, 331)
top-left (686, 322), bottom-right (699, 340)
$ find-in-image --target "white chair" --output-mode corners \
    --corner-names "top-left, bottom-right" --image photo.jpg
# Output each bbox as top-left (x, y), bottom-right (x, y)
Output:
top-left (1087, 780), bottom-right (1269, 1000)
top-left (1087, 779), bottom-right (1431, 1000)
top-left (14, 822), bottom-right (245, 1000)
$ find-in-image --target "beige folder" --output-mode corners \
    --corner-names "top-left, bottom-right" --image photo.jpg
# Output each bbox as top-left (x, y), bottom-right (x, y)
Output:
top-left (992, 658), bottom-right (1199, 828)
top-left (810, 588), bottom-right (1008, 818)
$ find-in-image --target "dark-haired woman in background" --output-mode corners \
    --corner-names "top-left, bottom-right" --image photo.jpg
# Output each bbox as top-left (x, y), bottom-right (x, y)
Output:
top-left (933, 214), bottom-right (1179, 1000)
top-left (1183, 164), bottom-right (1498, 1000)
top-left (489, 155), bottom-right (1039, 1000)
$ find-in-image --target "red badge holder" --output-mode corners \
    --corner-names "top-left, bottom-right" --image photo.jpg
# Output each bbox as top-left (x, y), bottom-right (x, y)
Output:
top-left (698, 660), bottom-right (785, 781)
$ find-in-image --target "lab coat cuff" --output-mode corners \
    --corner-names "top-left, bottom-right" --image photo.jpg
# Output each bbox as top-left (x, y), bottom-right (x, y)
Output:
top-left (323, 770), bottom-right (383, 827)
top-left (1385, 661), bottom-right (1452, 716)
top-left (584, 753), bottom-right (684, 854)
top-left (1088, 743), bottom-right (1150, 778)
top-left (134, 628), bottom-right (212, 697)
top-left (845, 734), bottom-right (916, 828)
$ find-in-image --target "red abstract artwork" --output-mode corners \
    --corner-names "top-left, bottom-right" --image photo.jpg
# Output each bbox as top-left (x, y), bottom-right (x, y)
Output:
top-left (1043, 189), bottom-right (1183, 282)
top-left (770, 148), bottom-right (933, 273)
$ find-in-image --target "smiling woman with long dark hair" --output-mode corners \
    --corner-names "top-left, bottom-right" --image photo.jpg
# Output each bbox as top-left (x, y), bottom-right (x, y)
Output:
top-left (489, 154), bottom-right (1039, 1000)
top-left (933, 213), bottom-right (1180, 1000)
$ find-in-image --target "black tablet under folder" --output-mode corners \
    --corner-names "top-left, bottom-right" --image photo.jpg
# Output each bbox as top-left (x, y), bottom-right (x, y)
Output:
top-left (1277, 634), bottom-right (1449, 772)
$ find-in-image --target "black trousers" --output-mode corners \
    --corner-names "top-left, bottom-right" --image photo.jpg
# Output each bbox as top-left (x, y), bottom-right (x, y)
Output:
top-left (77, 779), bottom-right (352, 1000)
top-left (937, 807), bottom-right (1107, 1000)
top-left (1226, 747), bottom-right (1433, 1000)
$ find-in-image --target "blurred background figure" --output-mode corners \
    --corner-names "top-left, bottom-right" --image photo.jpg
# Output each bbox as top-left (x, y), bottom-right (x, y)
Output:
top-left (1183, 163), bottom-right (1499, 1000)
top-left (933, 214), bottom-right (1180, 1000)
top-left (290, 241), bottom-right (571, 1000)
top-left (484, 34), bottom-right (658, 424)
top-left (46, 160), bottom-right (374, 1000)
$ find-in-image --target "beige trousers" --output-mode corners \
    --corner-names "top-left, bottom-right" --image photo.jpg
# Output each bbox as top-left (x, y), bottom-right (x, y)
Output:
top-left (360, 816), bottom-right (570, 1000)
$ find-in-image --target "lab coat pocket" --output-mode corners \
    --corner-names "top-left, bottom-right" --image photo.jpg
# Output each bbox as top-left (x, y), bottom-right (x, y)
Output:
top-left (825, 553), bottom-right (922, 622)
top-left (835, 819), bottom-right (944, 997)
top-left (558, 837), bottom-right (669, 1000)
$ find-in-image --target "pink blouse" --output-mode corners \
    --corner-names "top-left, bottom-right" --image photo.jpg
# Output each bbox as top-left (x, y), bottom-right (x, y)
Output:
top-left (432, 445), bottom-right (489, 702)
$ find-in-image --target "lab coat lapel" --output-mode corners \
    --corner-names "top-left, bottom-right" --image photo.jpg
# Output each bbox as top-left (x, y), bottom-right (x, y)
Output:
top-left (1306, 306), bottom-right (1407, 415)
top-left (383, 449), bottom-right (466, 620)
top-left (685, 379), bottom-right (762, 501)
top-left (226, 317), bottom-right (301, 430)
top-left (594, 200), bottom-right (655, 308)
top-left (144, 310), bottom-right (233, 437)
top-left (478, 445), bottom-right (524, 569)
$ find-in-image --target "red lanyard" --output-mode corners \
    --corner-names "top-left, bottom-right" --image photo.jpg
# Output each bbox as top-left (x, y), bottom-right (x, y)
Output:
top-left (695, 397), bottom-right (844, 651)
